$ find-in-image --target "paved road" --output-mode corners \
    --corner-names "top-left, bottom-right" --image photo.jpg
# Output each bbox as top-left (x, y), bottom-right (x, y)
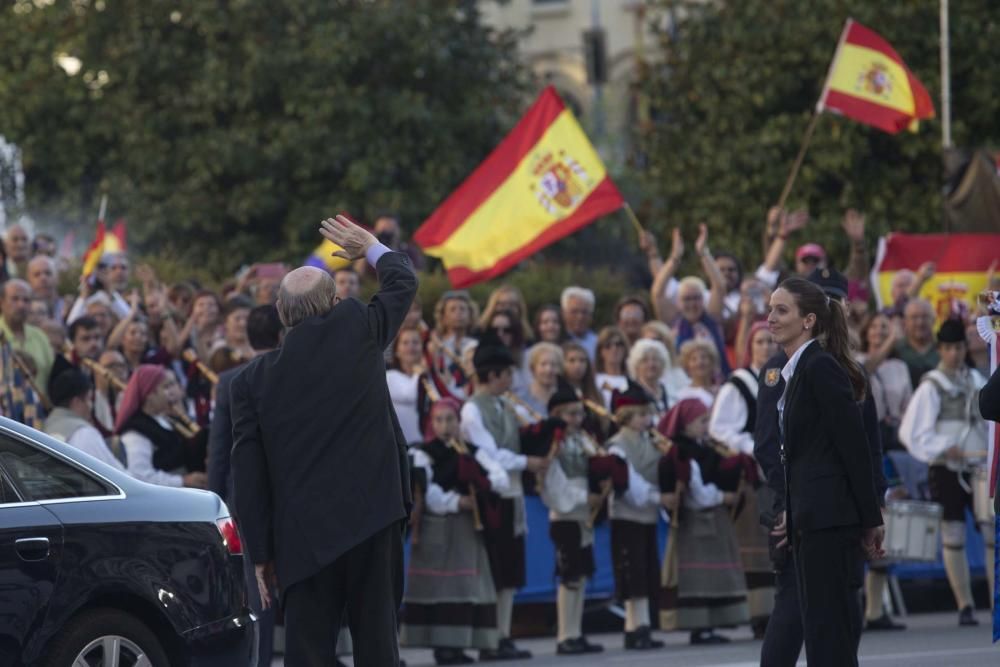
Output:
top-left (272, 610), bottom-right (997, 666)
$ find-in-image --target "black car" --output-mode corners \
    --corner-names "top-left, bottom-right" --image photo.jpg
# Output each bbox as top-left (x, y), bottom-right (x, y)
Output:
top-left (0, 416), bottom-right (256, 667)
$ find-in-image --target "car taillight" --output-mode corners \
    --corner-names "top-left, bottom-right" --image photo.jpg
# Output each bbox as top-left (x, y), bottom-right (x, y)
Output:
top-left (216, 517), bottom-right (243, 555)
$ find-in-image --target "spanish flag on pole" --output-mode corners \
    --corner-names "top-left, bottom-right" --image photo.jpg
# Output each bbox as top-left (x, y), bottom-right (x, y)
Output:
top-left (818, 19), bottom-right (934, 134)
top-left (414, 86), bottom-right (624, 287)
top-left (81, 220), bottom-right (127, 278)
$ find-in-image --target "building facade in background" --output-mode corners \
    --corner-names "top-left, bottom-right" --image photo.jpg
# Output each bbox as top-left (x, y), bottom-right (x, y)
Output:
top-left (481, 0), bottom-right (665, 163)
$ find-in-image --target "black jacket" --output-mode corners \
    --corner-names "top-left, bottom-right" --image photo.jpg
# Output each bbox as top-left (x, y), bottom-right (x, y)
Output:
top-left (207, 366), bottom-right (240, 503)
top-left (981, 365), bottom-right (1000, 422)
top-left (230, 251), bottom-right (417, 592)
top-left (755, 347), bottom-right (887, 527)
top-left (780, 342), bottom-right (882, 533)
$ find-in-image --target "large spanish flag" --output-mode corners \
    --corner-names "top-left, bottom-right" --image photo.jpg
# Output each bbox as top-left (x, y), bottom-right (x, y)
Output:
top-left (871, 232), bottom-right (999, 323)
top-left (414, 86), bottom-right (624, 287)
top-left (818, 19), bottom-right (934, 134)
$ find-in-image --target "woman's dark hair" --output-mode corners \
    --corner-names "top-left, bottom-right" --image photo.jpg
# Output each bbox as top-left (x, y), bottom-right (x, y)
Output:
top-left (858, 312), bottom-right (888, 354)
top-left (390, 325), bottom-right (423, 371)
top-left (488, 309), bottom-right (525, 364)
top-left (714, 251), bottom-right (744, 287)
top-left (562, 341), bottom-right (601, 404)
top-left (779, 277), bottom-right (866, 400)
top-left (532, 304), bottom-right (565, 344)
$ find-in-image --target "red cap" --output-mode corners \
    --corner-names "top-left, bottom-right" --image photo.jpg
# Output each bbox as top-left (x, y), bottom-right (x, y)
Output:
top-left (795, 243), bottom-right (826, 261)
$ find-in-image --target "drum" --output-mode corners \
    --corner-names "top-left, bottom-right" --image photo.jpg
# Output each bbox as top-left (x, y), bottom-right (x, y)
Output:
top-left (973, 468), bottom-right (996, 524)
top-left (883, 500), bottom-right (943, 562)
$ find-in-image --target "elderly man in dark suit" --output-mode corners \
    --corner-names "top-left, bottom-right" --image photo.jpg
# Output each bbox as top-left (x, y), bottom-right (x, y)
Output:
top-left (231, 215), bottom-right (417, 666)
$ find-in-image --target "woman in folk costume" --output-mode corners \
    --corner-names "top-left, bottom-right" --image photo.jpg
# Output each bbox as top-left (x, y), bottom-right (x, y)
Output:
top-left (658, 398), bottom-right (750, 645)
top-left (429, 291), bottom-right (479, 400)
top-left (605, 381), bottom-right (666, 651)
top-left (899, 318), bottom-right (990, 627)
top-left (115, 364), bottom-right (207, 489)
top-left (707, 320), bottom-right (777, 638)
top-left (539, 379), bottom-right (628, 655)
top-left (401, 398), bottom-right (510, 666)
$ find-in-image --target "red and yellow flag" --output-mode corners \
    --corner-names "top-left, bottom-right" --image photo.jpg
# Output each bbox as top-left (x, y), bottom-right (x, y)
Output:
top-left (81, 220), bottom-right (127, 277)
top-left (871, 232), bottom-right (999, 323)
top-left (414, 86), bottom-right (624, 287)
top-left (818, 19), bottom-right (934, 134)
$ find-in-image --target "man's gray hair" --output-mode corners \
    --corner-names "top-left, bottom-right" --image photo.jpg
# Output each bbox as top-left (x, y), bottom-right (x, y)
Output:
top-left (560, 286), bottom-right (595, 311)
top-left (277, 269), bottom-right (338, 328)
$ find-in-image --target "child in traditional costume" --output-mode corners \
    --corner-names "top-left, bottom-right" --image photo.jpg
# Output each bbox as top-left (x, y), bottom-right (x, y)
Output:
top-left (605, 381), bottom-right (666, 650)
top-left (401, 398), bottom-right (509, 665)
top-left (540, 379), bottom-right (627, 654)
top-left (658, 398), bottom-right (750, 644)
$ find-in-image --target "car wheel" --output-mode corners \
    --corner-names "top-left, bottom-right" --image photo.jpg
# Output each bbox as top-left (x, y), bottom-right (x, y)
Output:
top-left (42, 608), bottom-right (170, 667)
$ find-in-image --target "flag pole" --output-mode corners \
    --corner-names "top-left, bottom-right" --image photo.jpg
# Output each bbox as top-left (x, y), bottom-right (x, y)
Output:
top-left (940, 0), bottom-right (952, 150)
top-left (622, 202), bottom-right (646, 238)
top-left (774, 112), bottom-right (821, 212)
top-left (773, 18), bottom-right (851, 213)
top-left (97, 194), bottom-right (108, 223)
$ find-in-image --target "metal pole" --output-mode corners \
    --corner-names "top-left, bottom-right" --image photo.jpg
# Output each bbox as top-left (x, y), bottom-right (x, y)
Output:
top-left (940, 0), bottom-right (952, 149)
top-left (591, 0), bottom-right (604, 138)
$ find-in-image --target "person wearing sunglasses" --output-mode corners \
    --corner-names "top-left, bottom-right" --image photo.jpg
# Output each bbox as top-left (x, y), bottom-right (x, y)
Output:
top-left (594, 326), bottom-right (630, 410)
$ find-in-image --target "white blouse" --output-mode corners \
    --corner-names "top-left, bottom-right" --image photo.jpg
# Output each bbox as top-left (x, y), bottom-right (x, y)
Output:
top-left (386, 369), bottom-right (423, 444)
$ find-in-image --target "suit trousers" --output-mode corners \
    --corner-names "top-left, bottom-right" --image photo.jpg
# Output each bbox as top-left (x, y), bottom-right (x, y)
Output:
top-left (759, 559), bottom-right (803, 667)
top-left (282, 522), bottom-right (404, 667)
top-left (793, 526), bottom-right (864, 667)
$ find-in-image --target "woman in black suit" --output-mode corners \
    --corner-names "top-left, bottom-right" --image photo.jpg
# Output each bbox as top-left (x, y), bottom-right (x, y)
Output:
top-left (766, 277), bottom-right (884, 667)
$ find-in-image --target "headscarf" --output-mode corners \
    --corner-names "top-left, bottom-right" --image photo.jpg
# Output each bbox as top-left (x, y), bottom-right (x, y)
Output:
top-left (114, 364), bottom-right (168, 434)
top-left (430, 396), bottom-right (462, 418)
top-left (745, 321), bottom-right (771, 370)
top-left (657, 397), bottom-right (709, 440)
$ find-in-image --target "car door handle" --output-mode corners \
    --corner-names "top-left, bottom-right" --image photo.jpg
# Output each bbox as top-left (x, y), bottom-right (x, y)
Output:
top-left (14, 537), bottom-right (50, 561)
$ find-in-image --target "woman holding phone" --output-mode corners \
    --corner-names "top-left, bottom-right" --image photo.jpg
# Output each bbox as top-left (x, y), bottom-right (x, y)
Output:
top-left (766, 277), bottom-right (883, 667)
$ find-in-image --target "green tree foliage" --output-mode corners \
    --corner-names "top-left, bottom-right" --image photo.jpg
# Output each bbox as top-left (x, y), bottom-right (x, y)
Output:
top-left (638, 0), bottom-right (1000, 270)
top-left (0, 0), bottom-right (531, 272)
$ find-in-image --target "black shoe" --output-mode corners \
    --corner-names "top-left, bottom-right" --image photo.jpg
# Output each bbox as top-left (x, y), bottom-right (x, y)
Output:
top-left (959, 606), bottom-right (979, 626)
top-left (556, 638), bottom-right (587, 655)
top-left (690, 629), bottom-right (731, 645)
top-left (556, 637), bottom-right (604, 655)
top-left (434, 647), bottom-right (475, 665)
top-left (624, 625), bottom-right (664, 650)
top-left (480, 638), bottom-right (532, 661)
top-left (865, 613), bottom-right (907, 631)
top-left (501, 637), bottom-right (532, 659)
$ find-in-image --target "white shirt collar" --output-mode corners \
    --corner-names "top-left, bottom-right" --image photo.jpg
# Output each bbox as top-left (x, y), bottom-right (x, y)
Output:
top-left (780, 338), bottom-right (816, 386)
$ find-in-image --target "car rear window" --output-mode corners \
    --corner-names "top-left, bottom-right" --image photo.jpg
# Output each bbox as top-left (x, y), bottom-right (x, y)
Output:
top-left (0, 434), bottom-right (111, 501)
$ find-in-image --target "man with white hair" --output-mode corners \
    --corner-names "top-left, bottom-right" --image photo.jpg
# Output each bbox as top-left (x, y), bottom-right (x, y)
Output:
top-left (561, 286), bottom-right (597, 361)
top-left (4, 223), bottom-right (31, 278)
top-left (231, 215), bottom-right (417, 666)
top-left (26, 255), bottom-right (66, 322)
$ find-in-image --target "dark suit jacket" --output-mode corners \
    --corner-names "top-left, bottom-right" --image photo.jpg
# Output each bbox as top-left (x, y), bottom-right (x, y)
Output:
top-left (230, 251), bottom-right (417, 592)
top-left (981, 365), bottom-right (1000, 422)
top-left (207, 366), bottom-right (241, 503)
top-left (781, 342), bottom-right (882, 534)
top-left (755, 348), bottom-right (887, 527)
